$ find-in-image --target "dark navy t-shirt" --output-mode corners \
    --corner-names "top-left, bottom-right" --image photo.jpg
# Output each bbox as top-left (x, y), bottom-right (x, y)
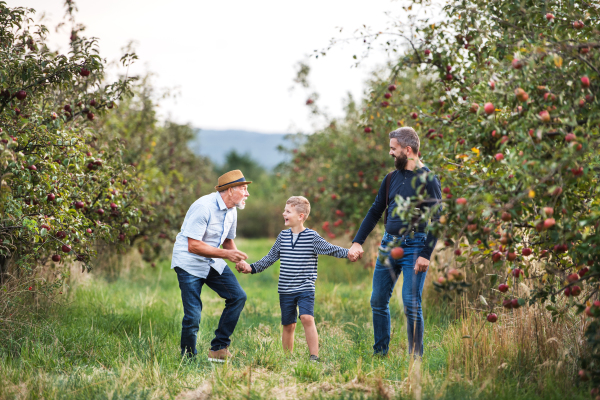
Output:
top-left (352, 166), bottom-right (442, 260)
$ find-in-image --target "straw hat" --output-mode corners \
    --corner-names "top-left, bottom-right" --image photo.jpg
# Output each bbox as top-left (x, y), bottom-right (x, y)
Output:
top-left (215, 170), bottom-right (252, 191)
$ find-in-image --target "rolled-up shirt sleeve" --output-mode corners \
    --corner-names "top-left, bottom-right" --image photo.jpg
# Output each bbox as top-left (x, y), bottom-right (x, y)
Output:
top-left (181, 206), bottom-right (210, 241)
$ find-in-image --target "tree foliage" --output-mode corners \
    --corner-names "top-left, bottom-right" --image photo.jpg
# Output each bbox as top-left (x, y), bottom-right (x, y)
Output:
top-left (288, 0), bottom-right (600, 386)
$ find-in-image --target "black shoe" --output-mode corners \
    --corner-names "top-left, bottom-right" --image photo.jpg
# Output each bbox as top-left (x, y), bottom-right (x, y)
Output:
top-left (309, 355), bottom-right (320, 362)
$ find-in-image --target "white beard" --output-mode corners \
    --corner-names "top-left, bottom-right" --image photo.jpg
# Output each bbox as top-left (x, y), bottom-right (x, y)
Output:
top-left (235, 202), bottom-right (245, 210)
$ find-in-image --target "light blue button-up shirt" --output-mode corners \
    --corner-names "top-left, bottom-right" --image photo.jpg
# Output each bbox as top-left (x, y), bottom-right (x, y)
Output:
top-left (171, 192), bottom-right (237, 278)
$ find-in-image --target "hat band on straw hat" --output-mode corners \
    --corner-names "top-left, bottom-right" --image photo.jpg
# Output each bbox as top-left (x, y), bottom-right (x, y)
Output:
top-left (216, 177), bottom-right (247, 189)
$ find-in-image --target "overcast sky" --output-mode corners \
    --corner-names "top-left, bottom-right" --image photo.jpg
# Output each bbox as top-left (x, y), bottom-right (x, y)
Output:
top-left (11, 0), bottom-right (408, 134)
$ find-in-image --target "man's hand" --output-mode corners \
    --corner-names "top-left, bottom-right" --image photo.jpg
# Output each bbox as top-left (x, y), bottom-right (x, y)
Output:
top-left (415, 256), bottom-right (430, 274)
top-left (235, 260), bottom-right (252, 274)
top-left (226, 249), bottom-right (248, 263)
top-left (348, 242), bottom-right (364, 262)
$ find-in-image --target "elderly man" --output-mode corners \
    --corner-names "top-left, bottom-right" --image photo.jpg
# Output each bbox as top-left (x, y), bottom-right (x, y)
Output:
top-left (349, 127), bottom-right (442, 359)
top-left (171, 170), bottom-right (250, 362)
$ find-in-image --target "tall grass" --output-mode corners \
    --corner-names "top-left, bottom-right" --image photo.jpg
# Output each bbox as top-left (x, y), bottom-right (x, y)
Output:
top-left (0, 238), bottom-right (591, 399)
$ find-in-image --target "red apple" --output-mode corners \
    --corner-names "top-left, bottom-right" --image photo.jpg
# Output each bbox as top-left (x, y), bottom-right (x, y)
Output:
top-left (28, 165), bottom-right (37, 171)
top-left (514, 88), bottom-right (528, 102)
top-left (499, 283), bottom-right (509, 293)
top-left (512, 59), bottom-right (523, 69)
top-left (507, 252), bottom-right (517, 261)
top-left (86, 228), bottom-right (93, 234)
top-left (512, 268), bottom-right (523, 278)
top-left (391, 247), bottom-right (404, 259)
top-left (56, 231), bottom-right (67, 239)
top-left (47, 193), bottom-right (55, 201)
top-left (96, 208), bottom-right (104, 215)
top-left (501, 211), bottom-right (511, 221)
top-left (380, 101), bottom-right (390, 107)
top-left (61, 244), bottom-right (71, 253)
top-left (487, 313), bottom-right (498, 323)
top-left (445, 73), bottom-right (453, 81)
top-left (539, 110), bottom-right (551, 123)
top-left (443, 187), bottom-right (451, 194)
top-left (579, 267), bottom-right (589, 277)
top-left (15, 90), bottom-right (27, 100)
top-left (503, 299), bottom-right (513, 309)
top-left (511, 298), bottom-right (521, 309)
top-left (522, 248), bottom-right (532, 256)
top-left (454, 249), bottom-right (462, 256)
top-left (110, 202), bottom-right (118, 209)
top-left (567, 273), bottom-right (579, 283)
top-left (571, 285), bottom-right (581, 296)
top-left (306, 99), bottom-right (313, 105)
top-left (80, 68), bottom-right (90, 77)
top-left (489, 80), bottom-right (495, 90)
top-left (495, 153), bottom-right (504, 162)
top-left (546, 13), bottom-right (554, 21)
top-left (543, 207), bottom-right (554, 216)
top-left (52, 254), bottom-right (61, 262)
top-left (411, 112), bottom-right (418, 120)
top-left (581, 76), bottom-right (590, 88)
top-left (484, 102), bottom-right (495, 115)
top-left (437, 276), bottom-right (446, 284)
top-left (565, 133), bottom-right (576, 142)
top-left (384, 92), bottom-right (392, 99)
top-left (388, 84), bottom-right (397, 92)
top-left (424, 49), bottom-right (431, 56)
top-left (456, 198), bottom-right (467, 206)
top-left (492, 251), bottom-right (502, 263)
top-left (585, 306), bottom-right (593, 317)
top-left (564, 287), bottom-right (571, 296)
top-left (469, 103), bottom-right (479, 113)
top-left (573, 20), bottom-right (584, 29)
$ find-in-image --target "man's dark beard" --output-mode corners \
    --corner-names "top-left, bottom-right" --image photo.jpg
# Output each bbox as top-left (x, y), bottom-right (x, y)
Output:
top-left (394, 152), bottom-right (408, 170)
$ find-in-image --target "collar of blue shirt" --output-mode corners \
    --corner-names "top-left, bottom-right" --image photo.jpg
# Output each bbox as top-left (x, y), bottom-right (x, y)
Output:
top-left (215, 192), bottom-right (228, 211)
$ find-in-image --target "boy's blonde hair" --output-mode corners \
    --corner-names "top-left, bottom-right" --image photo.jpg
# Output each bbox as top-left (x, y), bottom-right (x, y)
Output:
top-left (286, 196), bottom-right (311, 221)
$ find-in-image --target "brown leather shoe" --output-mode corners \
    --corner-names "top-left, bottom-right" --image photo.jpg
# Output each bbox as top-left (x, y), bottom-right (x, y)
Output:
top-left (208, 347), bottom-right (232, 363)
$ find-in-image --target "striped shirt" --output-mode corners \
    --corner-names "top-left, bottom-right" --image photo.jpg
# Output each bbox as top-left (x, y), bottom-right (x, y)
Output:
top-left (250, 229), bottom-right (349, 294)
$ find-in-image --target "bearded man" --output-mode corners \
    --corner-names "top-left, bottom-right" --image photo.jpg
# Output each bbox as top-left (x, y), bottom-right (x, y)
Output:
top-left (348, 127), bottom-right (442, 358)
top-left (171, 170), bottom-right (251, 362)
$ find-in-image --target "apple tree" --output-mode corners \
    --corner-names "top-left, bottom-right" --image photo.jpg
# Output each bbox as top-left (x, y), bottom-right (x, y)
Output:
top-left (0, 3), bottom-right (140, 289)
top-left (287, 0), bottom-right (600, 386)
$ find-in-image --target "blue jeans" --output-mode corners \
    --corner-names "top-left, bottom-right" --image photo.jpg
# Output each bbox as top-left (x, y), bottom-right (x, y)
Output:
top-left (175, 265), bottom-right (247, 356)
top-left (371, 231), bottom-right (427, 357)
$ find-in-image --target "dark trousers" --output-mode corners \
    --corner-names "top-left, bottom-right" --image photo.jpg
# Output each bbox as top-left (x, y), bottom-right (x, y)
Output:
top-left (175, 265), bottom-right (247, 356)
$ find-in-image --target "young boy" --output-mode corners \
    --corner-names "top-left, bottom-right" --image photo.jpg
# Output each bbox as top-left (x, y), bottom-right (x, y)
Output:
top-left (236, 196), bottom-right (351, 361)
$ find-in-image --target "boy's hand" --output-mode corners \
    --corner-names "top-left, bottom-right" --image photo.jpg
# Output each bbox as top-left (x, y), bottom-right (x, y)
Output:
top-left (236, 260), bottom-right (252, 274)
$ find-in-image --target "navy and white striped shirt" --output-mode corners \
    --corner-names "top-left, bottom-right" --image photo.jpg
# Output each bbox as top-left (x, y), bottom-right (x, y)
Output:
top-left (250, 229), bottom-right (349, 294)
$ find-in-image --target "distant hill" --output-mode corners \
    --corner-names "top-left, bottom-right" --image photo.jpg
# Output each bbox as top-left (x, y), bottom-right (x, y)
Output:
top-left (188, 129), bottom-right (298, 170)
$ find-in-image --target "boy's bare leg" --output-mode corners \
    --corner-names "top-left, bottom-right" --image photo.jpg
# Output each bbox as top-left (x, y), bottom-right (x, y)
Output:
top-left (300, 315), bottom-right (319, 357)
top-left (282, 323), bottom-right (296, 353)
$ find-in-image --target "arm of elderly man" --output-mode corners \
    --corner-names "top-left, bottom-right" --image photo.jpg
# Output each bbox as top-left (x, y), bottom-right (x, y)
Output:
top-left (187, 237), bottom-right (247, 263)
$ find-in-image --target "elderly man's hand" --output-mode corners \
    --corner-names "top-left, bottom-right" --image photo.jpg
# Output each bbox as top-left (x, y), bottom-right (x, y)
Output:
top-left (414, 256), bottom-right (430, 274)
top-left (226, 249), bottom-right (248, 263)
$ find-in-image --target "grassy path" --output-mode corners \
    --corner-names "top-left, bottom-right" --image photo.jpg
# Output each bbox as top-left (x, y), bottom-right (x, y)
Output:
top-left (0, 239), bottom-right (589, 399)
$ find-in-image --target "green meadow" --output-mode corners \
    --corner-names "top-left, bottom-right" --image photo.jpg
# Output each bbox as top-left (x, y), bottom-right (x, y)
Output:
top-left (0, 239), bottom-right (589, 399)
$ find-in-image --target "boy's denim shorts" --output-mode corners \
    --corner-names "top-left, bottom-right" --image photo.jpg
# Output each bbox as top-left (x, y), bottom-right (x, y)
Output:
top-left (279, 291), bottom-right (315, 325)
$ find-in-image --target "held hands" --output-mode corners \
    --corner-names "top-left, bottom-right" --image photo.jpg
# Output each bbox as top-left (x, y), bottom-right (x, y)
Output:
top-left (226, 249), bottom-right (248, 263)
top-left (235, 260), bottom-right (252, 274)
top-left (348, 242), bottom-right (364, 262)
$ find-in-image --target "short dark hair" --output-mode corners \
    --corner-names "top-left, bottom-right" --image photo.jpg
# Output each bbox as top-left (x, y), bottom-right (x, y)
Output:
top-left (389, 127), bottom-right (420, 154)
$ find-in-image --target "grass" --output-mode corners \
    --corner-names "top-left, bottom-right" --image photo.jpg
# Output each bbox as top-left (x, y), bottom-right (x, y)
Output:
top-left (0, 238), bottom-right (592, 399)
